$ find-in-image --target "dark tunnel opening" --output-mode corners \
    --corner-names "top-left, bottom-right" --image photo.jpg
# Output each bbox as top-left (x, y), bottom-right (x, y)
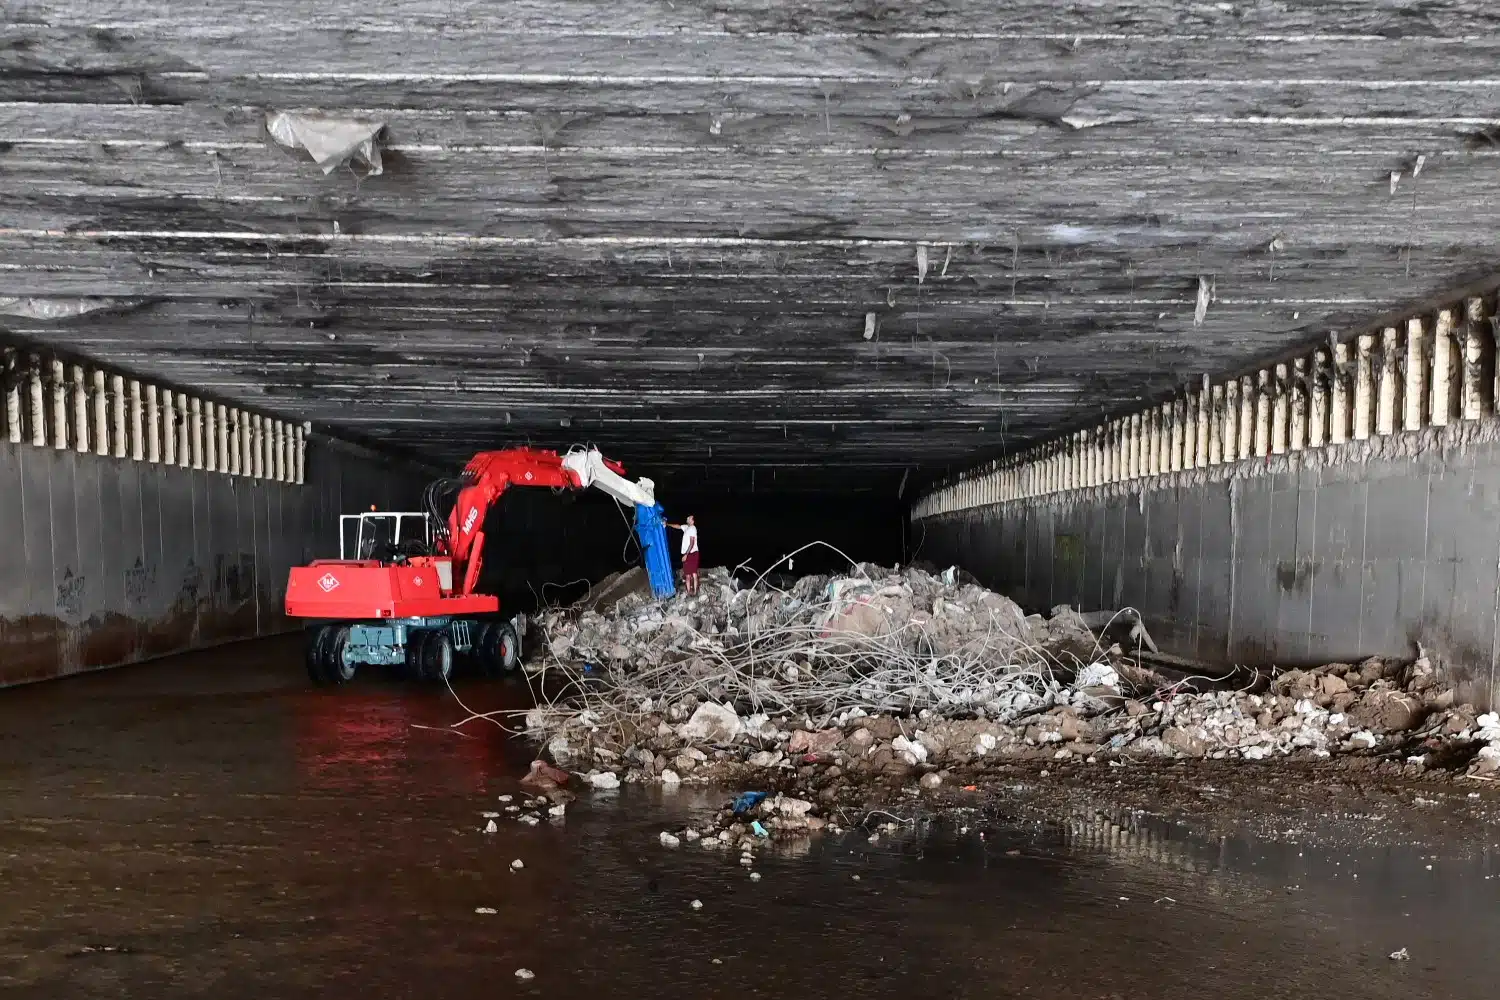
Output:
top-left (470, 488), bottom-right (909, 615)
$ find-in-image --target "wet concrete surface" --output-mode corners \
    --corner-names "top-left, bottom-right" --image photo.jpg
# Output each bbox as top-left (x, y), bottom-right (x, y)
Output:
top-left (1, 636), bottom-right (1498, 999)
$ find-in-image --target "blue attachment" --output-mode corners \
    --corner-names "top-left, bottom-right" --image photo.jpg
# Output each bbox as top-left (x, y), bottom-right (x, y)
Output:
top-left (634, 503), bottom-right (677, 598)
top-left (732, 791), bottom-right (769, 815)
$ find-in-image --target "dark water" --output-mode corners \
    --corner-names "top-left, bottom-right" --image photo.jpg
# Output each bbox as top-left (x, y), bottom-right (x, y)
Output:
top-left (1, 636), bottom-right (1496, 999)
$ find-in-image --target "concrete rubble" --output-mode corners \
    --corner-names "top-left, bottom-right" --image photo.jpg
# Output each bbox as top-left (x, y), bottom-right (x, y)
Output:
top-left (519, 564), bottom-right (1500, 840)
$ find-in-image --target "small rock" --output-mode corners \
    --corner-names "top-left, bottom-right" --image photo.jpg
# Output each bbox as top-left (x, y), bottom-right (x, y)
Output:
top-left (892, 735), bottom-right (928, 765)
top-left (660, 831), bottom-right (682, 848)
top-left (474, 906), bottom-right (497, 915)
top-left (661, 768), bottom-right (681, 785)
top-left (788, 728), bottom-right (841, 755)
top-left (511, 859), bottom-right (525, 871)
top-left (679, 702), bottom-right (744, 742)
top-left (919, 772), bottom-right (944, 789)
top-left (587, 771), bottom-right (621, 790)
top-left (690, 899), bottom-right (704, 910)
top-left (549, 803), bottom-right (567, 817)
top-left (483, 819), bottom-right (498, 834)
top-left (481, 811), bottom-right (500, 819)
top-left (497, 795), bottom-right (514, 803)
top-left (1389, 948), bottom-right (1409, 962)
top-left (750, 872), bottom-right (761, 881)
top-left (1162, 727), bottom-right (1208, 758)
top-left (515, 968), bottom-right (536, 980)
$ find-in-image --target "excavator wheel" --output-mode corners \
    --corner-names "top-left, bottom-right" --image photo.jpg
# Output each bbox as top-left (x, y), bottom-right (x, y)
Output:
top-left (476, 620), bottom-right (521, 676)
top-left (422, 630), bottom-right (455, 684)
top-left (493, 621), bottom-right (522, 674)
top-left (321, 625), bottom-right (356, 685)
top-left (403, 630), bottom-right (428, 681)
top-left (305, 626), bottom-right (335, 685)
top-left (470, 622), bottom-right (494, 673)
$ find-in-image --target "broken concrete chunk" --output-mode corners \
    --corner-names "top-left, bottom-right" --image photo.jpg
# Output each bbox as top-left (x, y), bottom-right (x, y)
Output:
top-left (787, 728), bottom-right (841, 755)
top-left (678, 702), bottom-right (743, 743)
top-left (891, 735), bottom-right (928, 765)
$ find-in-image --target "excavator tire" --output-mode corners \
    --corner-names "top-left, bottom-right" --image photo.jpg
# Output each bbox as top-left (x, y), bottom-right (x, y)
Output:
top-left (470, 622), bottom-right (494, 673)
top-left (422, 630), bottom-right (455, 685)
top-left (475, 620), bottom-right (521, 676)
top-left (305, 626), bottom-right (335, 685)
top-left (494, 621), bottom-right (522, 674)
top-left (403, 630), bottom-right (428, 681)
top-left (321, 625), bottom-right (356, 685)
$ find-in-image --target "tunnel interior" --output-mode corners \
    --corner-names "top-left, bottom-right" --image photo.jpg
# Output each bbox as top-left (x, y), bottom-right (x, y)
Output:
top-left (7, 1), bottom-right (1500, 677)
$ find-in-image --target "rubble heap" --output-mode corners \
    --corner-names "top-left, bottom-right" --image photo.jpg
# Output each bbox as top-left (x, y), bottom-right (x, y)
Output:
top-left (522, 565), bottom-right (1500, 814)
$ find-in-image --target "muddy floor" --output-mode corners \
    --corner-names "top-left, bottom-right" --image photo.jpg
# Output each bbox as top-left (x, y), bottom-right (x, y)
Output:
top-left (1, 636), bottom-right (1497, 999)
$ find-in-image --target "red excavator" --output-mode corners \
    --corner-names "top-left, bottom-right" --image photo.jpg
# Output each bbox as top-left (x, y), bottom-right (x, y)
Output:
top-left (286, 445), bottom-right (666, 686)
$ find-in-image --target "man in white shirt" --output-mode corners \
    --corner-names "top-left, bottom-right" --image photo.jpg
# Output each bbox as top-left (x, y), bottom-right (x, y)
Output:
top-left (667, 515), bottom-right (700, 595)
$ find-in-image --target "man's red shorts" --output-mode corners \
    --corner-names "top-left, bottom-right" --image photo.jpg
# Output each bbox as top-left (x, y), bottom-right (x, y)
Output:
top-left (683, 551), bottom-right (700, 575)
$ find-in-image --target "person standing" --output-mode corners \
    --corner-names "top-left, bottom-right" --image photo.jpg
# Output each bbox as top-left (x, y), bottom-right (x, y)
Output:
top-left (667, 515), bottom-right (700, 596)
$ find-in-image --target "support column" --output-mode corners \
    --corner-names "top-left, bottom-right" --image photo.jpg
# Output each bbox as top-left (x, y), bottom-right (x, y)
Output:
top-left (177, 394), bottom-right (191, 468)
top-left (1462, 297), bottom-right (1490, 420)
top-left (72, 366), bottom-right (89, 454)
top-left (162, 389), bottom-right (177, 464)
top-left (1431, 309), bottom-right (1454, 427)
top-left (1376, 326), bottom-right (1399, 437)
top-left (1288, 358), bottom-right (1307, 452)
top-left (1403, 317), bottom-right (1426, 432)
top-left (1270, 363), bottom-right (1289, 455)
top-left (2, 350), bottom-right (19, 445)
top-left (1308, 351), bottom-right (1328, 449)
top-left (147, 386), bottom-right (161, 462)
top-left (28, 358), bottom-right (46, 448)
top-left (1254, 369), bottom-right (1271, 456)
top-left (129, 380), bottom-right (143, 461)
top-left (1354, 334), bottom-right (1375, 440)
top-left (1330, 342), bottom-right (1350, 444)
top-left (50, 360), bottom-right (67, 450)
top-left (191, 397), bottom-right (205, 470)
top-left (92, 369), bottom-right (108, 457)
top-left (1223, 379), bottom-right (1240, 461)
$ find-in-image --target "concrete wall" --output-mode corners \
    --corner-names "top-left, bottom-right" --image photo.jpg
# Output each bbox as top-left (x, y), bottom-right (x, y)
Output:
top-left (918, 422), bottom-right (1500, 705)
top-left (0, 436), bottom-right (415, 686)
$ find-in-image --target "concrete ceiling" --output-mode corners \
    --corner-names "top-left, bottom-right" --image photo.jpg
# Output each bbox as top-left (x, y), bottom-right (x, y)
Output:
top-left (4, 1), bottom-right (1500, 493)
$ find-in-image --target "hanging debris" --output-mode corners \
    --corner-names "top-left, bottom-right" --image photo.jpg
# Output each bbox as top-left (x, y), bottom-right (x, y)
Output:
top-left (266, 112), bottom-right (386, 175)
top-left (1193, 276), bottom-right (1214, 327)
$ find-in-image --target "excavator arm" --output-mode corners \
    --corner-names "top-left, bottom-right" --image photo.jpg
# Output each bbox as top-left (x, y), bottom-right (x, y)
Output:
top-left (442, 446), bottom-right (660, 596)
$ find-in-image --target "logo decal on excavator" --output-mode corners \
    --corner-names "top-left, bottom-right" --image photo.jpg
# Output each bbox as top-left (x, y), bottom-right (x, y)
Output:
top-left (318, 573), bottom-right (341, 593)
top-left (462, 507), bottom-right (480, 533)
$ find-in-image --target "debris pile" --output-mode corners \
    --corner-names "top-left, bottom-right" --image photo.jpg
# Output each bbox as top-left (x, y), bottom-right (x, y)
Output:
top-left (520, 564), bottom-right (1500, 829)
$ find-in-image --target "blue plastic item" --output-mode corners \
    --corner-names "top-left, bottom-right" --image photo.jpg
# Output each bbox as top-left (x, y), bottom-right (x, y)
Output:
top-left (634, 503), bottom-right (676, 599)
top-left (751, 820), bottom-right (769, 838)
top-left (731, 791), bottom-right (769, 815)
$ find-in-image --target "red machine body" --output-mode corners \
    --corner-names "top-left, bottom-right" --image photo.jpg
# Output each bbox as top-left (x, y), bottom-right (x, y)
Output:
top-left (286, 446), bottom-right (623, 622)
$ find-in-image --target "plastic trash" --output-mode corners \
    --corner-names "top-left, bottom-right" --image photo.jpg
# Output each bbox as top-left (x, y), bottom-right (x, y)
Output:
top-left (732, 791), bottom-right (769, 815)
top-left (751, 820), bottom-right (769, 838)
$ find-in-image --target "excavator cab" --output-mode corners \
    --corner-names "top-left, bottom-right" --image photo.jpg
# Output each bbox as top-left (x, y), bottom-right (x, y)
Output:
top-left (342, 511), bottom-right (434, 563)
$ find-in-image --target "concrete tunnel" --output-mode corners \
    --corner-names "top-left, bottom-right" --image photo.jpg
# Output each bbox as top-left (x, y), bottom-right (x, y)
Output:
top-left (3, 0), bottom-right (1500, 706)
